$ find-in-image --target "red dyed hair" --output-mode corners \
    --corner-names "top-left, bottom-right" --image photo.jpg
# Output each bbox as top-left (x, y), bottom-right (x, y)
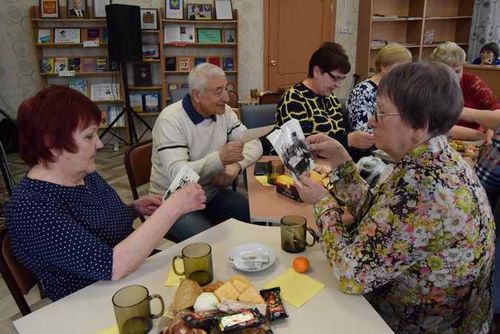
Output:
top-left (17, 85), bottom-right (101, 166)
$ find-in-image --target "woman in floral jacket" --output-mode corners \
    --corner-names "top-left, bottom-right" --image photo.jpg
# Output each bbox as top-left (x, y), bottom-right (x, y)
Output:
top-left (297, 62), bottom-right (495, 333)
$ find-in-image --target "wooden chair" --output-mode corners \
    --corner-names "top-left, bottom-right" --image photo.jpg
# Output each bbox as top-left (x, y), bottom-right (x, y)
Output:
top-left (0, 228), bottom-right (38, 316)
top-left (124, 140), bottom-right (179, 243)
top-left (258, 91), bottom-right (284, 105)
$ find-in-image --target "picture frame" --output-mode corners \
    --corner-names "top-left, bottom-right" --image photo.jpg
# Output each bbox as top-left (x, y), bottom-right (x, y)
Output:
top-left (215, 0), bottom-right (233, 20)
top-left (144, 93), bottom-right (161, 113)
top-left (165, 0), bottom-right (183, 19)
top-left (54, 28), bottom-right (81, 44)
top-left (67, 0), bottom-right (88, 18)
top-left (177, 56), bottom-right (192, 71)
top-left (133, 63), bottom-right (153, 86)
top-left (197, 28), bottom-right (222, 44)
top-left (93, 0), bottom-right (111, 19)
top-left (222, 29), bottom-right (236, 43)
top-left (39, 0), bottom-right (59, 18)
top-left (140, 8), bottom-right (158, 30)
top-left (142, 44), bottom-right (160, 59)
top-left (187, 3), bottom-right (213, 20)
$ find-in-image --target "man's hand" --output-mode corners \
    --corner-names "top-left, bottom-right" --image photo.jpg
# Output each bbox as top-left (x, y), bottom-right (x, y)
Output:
top-left (347, 131), bottom-right (374, 149)
top-left (213, 163), bottom-right (241, 187)
top-left (219, 141), bottom-right (244, 166)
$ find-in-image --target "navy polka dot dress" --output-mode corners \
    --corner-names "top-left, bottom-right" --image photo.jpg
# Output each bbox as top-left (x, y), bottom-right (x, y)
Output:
top-left (6, 172), bottom-right (136, 301)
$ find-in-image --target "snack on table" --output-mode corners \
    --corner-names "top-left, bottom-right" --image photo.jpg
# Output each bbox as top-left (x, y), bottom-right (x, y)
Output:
top-left (201, 280), bottom-right (224, 293)
top-left (217, 308), bottom-right (266, 333)
top-left (170, 279), bottom-right (203, 313)
top-left (260, 287), bottom-right (288, 322)
top-left (214, 281), bottom-right (240, 301)
top-left (193, 292), bottom-right (219, 313)
top-left (238, 286), bottom-right (265, 305)
top-left (160, 310), bottom-right (207, 334)
top-left (449, 139), bottom-right (480, 159)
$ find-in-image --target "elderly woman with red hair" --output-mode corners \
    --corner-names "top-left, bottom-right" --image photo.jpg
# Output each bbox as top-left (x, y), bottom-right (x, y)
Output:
top-left (6, 85), bottom-right (206, 301)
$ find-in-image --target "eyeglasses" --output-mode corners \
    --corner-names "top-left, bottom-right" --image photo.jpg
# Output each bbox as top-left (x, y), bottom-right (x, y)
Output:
top-left (322, 69), bottom-right (346, 82)
top-left (373, 110), bottom-right (401, 122)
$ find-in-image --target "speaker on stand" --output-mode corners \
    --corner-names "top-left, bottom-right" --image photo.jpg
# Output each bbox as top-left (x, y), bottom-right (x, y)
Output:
top-left (99, 4), bottom-right (152, 145)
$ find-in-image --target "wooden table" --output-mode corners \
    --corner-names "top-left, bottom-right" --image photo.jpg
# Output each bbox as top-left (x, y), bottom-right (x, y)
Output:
top-left (246, 156), bottom-right (315, 227)
top-left (14, 220), bottom-right (393, 334)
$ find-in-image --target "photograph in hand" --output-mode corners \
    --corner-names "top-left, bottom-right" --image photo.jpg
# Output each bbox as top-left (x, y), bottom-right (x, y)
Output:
top-left (163, 165), bottom-right (200, 200)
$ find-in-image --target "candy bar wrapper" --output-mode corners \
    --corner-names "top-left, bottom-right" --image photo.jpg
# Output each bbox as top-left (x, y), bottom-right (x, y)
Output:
top-left (217, 308), bottom-right (266, 333)
top-left (260, 287), bottom-right (288, 322)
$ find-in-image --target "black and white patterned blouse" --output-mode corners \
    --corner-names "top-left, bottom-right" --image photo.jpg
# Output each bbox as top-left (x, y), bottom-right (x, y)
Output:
top-left (346, 79), bottom-right (378, 132)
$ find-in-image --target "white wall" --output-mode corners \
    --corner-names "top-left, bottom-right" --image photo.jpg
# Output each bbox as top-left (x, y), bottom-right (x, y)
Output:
top-left (0, 0), bottom-right (357, 118)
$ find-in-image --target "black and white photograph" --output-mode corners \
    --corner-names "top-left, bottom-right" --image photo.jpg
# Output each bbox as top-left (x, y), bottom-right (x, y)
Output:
top-left (187, 3), bottom-right (212, 20)
top-left (67, 0), bottom-right (87, 18)
top-left (163, 165), bottom-right (200, 200)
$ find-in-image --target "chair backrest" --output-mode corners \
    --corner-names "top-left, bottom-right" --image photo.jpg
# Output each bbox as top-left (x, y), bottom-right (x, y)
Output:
top-left (0, 141), bottom-right (15, 196)
top-left (169, 88), bottom-right (189, 103)
top-left (0, 228), bottom-right (38, 315)
top-left (239, 104), bottom-right (277, 129)
top-left (124, 140), bottom-right (153, 201)
top-left (259, 91), bottom-right (283, 105)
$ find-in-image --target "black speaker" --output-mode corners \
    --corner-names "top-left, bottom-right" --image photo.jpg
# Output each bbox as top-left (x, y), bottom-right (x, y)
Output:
top-left (106, 4), bottom-right (142, 63)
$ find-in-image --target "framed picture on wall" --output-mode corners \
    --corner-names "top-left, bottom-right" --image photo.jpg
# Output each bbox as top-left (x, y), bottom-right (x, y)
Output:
top-left (187, 4), bottom-right (212, 20)
top-left (140, 9), bottom-right (158, 30)
top-left (165, 0), bottom-right (183, 19)
top-left (67, 0), bottom-right (88, 18)
top-left (215, 0), bottom-right (233, 20)
top-left (93, 0), bottom-right (111, 18)
top-left (39, 0), bottom-right (59, 18)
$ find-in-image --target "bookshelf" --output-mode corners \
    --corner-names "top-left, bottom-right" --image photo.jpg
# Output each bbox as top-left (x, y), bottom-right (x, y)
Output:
top-left (356, 0), bottom-right (474, 80)
top-left (161, 10), bottom-right (239, 104)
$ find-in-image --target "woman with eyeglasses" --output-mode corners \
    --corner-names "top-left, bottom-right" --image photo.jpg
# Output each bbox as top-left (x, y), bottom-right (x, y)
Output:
top-left (296, 62), bottom-right (494, 333)
top-left (430, 42), bottom-right (500, 142)
top-left (275, 42), bottom-right (373, 152)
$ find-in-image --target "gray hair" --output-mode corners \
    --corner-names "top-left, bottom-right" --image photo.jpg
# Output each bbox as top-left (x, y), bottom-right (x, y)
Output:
top-left (378, 61), bottom-right (463, 136)
top-left (429, 42), bottom-right (466, 68)
top-left (188, 63), bottom-right (226, 96)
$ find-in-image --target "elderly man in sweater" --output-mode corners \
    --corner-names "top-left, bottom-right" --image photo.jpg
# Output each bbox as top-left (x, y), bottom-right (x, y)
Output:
top-left (151, 63), bottom-right (263, 241)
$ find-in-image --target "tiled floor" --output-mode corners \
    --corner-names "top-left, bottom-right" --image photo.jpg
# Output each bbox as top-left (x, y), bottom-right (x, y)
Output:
top-left (0, 145), bottom-right (177, 333)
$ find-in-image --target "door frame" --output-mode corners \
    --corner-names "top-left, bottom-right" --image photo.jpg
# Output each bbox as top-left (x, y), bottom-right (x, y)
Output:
top-left (263, 0), bottom-right (336, 90)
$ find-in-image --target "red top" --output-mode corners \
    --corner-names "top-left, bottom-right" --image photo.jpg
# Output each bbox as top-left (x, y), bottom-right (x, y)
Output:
top-left (458, 72), bottom-right (500, 129)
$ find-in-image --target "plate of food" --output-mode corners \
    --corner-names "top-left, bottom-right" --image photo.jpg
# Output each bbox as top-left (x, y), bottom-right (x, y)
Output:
top-left (228, 243), bottom-right (277, 272)
top-left (449, 139), bottom-right (482, 159)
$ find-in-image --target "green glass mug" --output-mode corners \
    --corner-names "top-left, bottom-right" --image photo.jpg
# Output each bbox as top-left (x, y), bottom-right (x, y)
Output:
top-left (172, 242), bottom-right (213, 286)
top-left (112, 285), bottom-right (164, 334)
top-left (280, 215), bottom-right (317, 253)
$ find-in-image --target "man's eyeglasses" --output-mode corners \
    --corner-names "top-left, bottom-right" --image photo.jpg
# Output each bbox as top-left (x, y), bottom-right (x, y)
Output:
top-left (373, 110), bottom-right (401, 122)
top-left (322, 69), bottom-right (346, 82)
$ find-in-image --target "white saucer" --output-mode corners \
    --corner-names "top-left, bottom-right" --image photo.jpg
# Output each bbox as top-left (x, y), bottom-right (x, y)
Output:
top-left (228, 243), bottom-right (277, 272)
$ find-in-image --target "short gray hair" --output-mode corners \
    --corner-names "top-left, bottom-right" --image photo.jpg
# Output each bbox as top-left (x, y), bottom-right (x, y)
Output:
top-left (188, 63), bottom-right (226, 96)
top-left (429, 42), bottom-right (466, 68)
top-left (378, 61), bottom-right (463, 136)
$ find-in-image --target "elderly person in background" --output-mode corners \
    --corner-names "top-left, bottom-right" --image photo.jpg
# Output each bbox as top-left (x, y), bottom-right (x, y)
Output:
top-left (276, 42), bottom-right (374, 154)
top-left (346, 43), bottom-right (412, 160)
top-left (431, 41), bottom-right (500, 141)
top-left (150, 63), bottom-right (262, 241)
top-left (472, 42), bottom-right (500, 65)
top-left (6, 85), bottom-right (206, 301)
top-left (296, 62), bottom-right (494, 332)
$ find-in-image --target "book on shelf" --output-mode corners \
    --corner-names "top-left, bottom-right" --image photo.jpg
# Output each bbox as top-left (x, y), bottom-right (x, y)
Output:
top-left (68, 78), bottom-right (88, 96)
top-left (54, 28), bottom-right (81, 44)
top-left (142, 44), bottom-right (159, 59)
top-left (86, 28), bottom-right (101, 41)
top-left (40, 57), bottom-right (54, 74)
top-left (208, 56), bottom-right (221, 67)
top-left (222, 57), bottom-right (234, 71)
top-left (222, 29), bottom-right (236, 44)
top-left (133, 63), bottom-right (152, 86)
top-left (81, 57), bottom-right (97, 72)
top-left (194, 57), bottom-right (206, 66)
top-left (164, 24), bottom-right (195, 43)
top-left (68, 57), bottom-right (81, 72)
top-left (108, 105), bottom-right (125, 127)
top-left (177, 57), bottom-right (193, 71)
top-left (54, 57), bottom-right (68, 73)
top-left (37, 29), bottom-right (52, 44)
top-left (102, 28), bottom-right (108, 43)
top-left (91, 83), bottom-right (120, 101)
top-left (165, 57), bottom-right (177, 71)
top-left (110, 61), bottom-right (120, 71)
top-left (96, 57), bottom-right (108, 72)
top-left (144, 93), bottom-right (161, 113)
top-left (130, 93), bottom-right (144, 113)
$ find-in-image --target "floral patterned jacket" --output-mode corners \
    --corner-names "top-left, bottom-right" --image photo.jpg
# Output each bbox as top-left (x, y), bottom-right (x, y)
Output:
top-left (314, 135), bottom-right (495, 333)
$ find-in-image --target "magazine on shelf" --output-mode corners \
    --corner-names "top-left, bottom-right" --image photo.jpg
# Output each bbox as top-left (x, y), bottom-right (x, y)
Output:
top-left (130, 94), bottom-right (144, 113)
top-left (165, 57), bottom-right (177, 71)
top-left (54, 57), bottom-right (68, 73)
top-left (68, 57), bottom-right (81, 72)
top-left (54, 28), bottom-right (80, 44)
top-left (222, 57), bottom-right (234, 71)
top-left (37, 29), bottom-right (52, 43)
top-left (68, 78), bottom-right (88, 96)
top-left (144, 93), bottom-right (160, 113)
top-left (96, 57), bottom-right (108, 72)
top-left (40, 57), bottom-right (54, 73)
top-left (164, 24), bottom-right (195, 43)
top-left (91, 83), bottom-right (120, 101)
top-left (80, 57), bottom-right (96, 72)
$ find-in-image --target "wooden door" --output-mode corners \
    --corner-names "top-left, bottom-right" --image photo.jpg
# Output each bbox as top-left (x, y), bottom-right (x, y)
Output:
top-left (264, 0), bottom-right (335, 91)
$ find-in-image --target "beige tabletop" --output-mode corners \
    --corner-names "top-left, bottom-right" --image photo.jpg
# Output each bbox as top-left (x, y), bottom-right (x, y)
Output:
top-left (14, 219), bottom-right (393, 334)
top-left (246, 156), bottom-right (315, 228)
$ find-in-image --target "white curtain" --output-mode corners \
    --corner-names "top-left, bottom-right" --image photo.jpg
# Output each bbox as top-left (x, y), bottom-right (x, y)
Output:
top-left (468, 0), bottom-right (500, 62)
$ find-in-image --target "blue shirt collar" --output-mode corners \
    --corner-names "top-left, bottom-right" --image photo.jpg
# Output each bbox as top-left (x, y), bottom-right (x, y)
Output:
top-left (182, 94), bottom-right (216, 124)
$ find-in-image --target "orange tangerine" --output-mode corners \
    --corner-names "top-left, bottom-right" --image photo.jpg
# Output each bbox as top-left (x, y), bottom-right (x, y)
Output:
top-left (292, 256), bottom-right (310, 273)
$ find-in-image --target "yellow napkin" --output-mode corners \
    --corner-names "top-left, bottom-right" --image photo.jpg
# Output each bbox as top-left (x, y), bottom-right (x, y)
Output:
top-left (264, 269), bottom-right (325, 308)
top-left (165, 267), bottom-right (185, 286)
top-left (95, 325), bottom-right (118, 334)
top-left (255, 175), bottom-right (272, 186)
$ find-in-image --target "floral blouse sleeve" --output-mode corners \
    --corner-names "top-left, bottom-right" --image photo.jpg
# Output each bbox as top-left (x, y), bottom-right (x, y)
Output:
top-left (346, 80), bottom-right (378, 132)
